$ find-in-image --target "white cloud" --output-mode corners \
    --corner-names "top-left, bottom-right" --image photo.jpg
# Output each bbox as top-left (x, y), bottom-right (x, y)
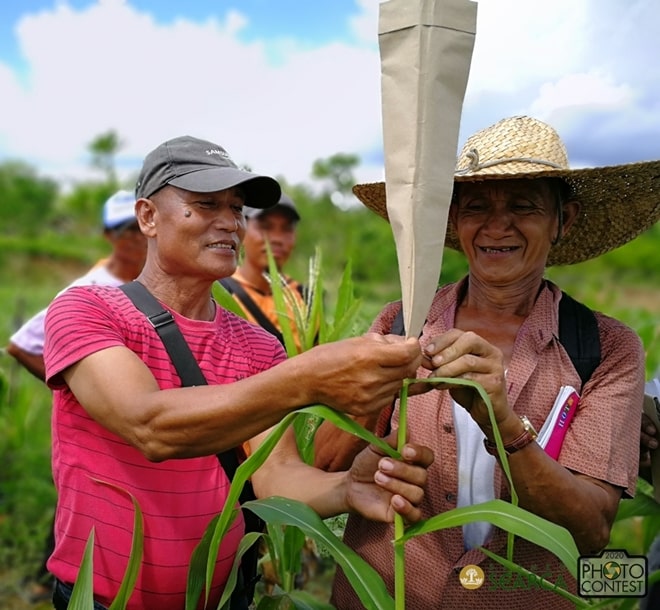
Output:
top-left (0, 0), bottom-right (658, 190)
top-left (530, 72), bottom-right (635, 119)
top-left (349, 0), bottom-right (380, 45)
top-left (0, 0), bottom-right (387, 189)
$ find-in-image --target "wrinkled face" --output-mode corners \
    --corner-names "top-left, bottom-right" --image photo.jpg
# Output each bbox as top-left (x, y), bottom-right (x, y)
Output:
top-left (242, 209), bottom-right (298, 271)
top-left (139, 185), bottom-right (246, 281)
top-left (451, 178), bottom-right (560, 285)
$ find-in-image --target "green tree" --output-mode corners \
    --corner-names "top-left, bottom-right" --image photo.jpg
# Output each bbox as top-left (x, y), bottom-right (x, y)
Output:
top-left (88, 129), bottom-right (123, 186)
top-left (312, 153), bottom-right (360, 197)
top-left (0, 160), bottom-right (58, 236)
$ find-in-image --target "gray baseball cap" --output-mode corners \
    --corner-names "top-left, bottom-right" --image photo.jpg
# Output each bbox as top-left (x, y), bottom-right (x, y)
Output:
top-left (135, 135), bottom-right (281, 208)
top-left (243, 192), bottom-right (300, 221)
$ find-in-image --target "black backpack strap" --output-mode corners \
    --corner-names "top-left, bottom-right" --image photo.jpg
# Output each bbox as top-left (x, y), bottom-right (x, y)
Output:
top-left (219, 277), bottom-right (285, 345)
top-left (390, 304), bottom-right (406, 337)
top-left (120, 281), bottom-right (261, 605)
top-left (120, 281), bottom-right (207, 386)
top-left (119, 281), bottom-right (244, 481)
top-left (390, 303), bottom-right (429, 339)
top-left (558, 291), bottom-right (601, 389)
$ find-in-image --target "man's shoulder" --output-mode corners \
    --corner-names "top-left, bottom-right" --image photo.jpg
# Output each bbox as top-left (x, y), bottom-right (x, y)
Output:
top-left (50, 284), bottom-right (137, 323)
top-left (68, 263), bottom-right (121, 288)
top-left (55, 282), bottom-right (122, 301)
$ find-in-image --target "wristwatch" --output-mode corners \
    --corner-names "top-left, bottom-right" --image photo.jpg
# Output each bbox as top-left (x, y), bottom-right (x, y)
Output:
top-left (483, 415), bottom-right (538, 456)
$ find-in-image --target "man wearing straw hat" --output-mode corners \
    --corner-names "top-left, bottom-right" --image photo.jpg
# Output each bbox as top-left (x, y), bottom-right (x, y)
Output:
top-left (328, 115), bottom-right (660, 609)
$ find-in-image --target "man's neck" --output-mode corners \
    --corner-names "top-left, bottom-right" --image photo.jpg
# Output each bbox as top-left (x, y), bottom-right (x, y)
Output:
top-left (104, 255), bottom-right (143, 283)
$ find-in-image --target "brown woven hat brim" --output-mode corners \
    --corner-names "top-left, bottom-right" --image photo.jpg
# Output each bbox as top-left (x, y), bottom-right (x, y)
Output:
top-left (353, 160), bottom-right (660, 266)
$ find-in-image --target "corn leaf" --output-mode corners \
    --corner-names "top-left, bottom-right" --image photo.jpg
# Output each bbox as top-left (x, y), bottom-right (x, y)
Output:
top-left (101, 483), bottom-right (144, 610)
top-left (300, 247), bottom-right (323, 352)
top-left (67, 528), bottom-right (96, 610)
top-left (264, 521), bottom-right (287, 586)
top-left (266, 242), bottom-right (298, 357)
top-left (293, 412), bottom-right (322, 466)
top-left (215, 530), bottom-right (264, 610)
top-left (615, 491), bottom-right (660, 521)
top-left (256, 590), bottom-right (334, 609)
top-left (200, 402), bottom-right (402, 604)
top-left (478, 546), bottom-right (587, 607)
top-left (401, 499), bottom-right (579, 578)
top-left (283, 589), bottom-right (336, 609)
top-left (212, 281), bottom-right (250, 318)
top-left (281, 526), bottom-right (306, 579)
top-left (202, 411), bottom-right (300, 602)
top-left (186, 513), bottom-right (222, 610)
top-left (299, 405), bottom-right (399, 460)
top-left (244, 496), bottom-right (394, 610)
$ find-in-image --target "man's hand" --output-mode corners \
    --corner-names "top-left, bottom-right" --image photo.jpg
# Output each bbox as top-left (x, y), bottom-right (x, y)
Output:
top-left (345, 432), bottom-right (434, 523)
top-left (305, 334), bottom-right (422, 418)
top-left (413, 329), bottom-right (509, 430)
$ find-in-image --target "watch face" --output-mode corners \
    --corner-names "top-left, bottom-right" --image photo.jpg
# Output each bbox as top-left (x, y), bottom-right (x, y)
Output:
top-left (520, 415), bottom-right (538, 439)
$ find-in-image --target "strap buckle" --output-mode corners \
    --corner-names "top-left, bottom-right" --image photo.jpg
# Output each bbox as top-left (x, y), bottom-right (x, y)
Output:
top-left (147, 310), bottom-right (175, 330)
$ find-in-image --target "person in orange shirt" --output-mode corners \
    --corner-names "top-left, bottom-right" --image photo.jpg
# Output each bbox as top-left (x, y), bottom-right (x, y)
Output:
top-left (220, 192), bottom-right (306, 349)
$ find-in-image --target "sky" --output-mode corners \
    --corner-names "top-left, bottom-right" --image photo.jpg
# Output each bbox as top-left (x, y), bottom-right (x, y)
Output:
top-left (1, 0), bottom-right (659, 200)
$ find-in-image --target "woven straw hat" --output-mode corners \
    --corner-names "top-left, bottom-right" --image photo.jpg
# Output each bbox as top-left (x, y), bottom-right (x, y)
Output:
top-left (353, 115), bottom-right (660, 265)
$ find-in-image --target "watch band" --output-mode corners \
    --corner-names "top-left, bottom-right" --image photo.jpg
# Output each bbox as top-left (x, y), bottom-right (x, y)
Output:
top-left (483, 415), bottom-right (538, 456)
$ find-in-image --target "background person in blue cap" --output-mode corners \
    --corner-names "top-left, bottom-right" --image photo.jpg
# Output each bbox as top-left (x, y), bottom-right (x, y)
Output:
top-left (42, 135), bottom-right (432, 610)
top-left (5, 189), bottom-right (146, 601)
top-left (7, 188), bottom-right (146, 381)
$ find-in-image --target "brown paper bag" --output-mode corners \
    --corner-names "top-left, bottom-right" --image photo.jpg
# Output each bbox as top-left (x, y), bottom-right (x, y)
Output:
top-left (379, 0), bottom-right (477, 338)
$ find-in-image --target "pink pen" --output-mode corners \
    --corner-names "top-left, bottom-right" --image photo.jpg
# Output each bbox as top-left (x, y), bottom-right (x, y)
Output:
top-left (544, 390), bottom-right (580, 459)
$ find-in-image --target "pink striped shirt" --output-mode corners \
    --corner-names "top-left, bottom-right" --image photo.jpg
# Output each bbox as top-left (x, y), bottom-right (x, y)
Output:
top-left (44, 284), bottom-right (286, 610)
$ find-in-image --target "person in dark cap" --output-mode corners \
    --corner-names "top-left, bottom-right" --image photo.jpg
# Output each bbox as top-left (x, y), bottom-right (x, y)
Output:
top-left (220, 191), bottom-right (307, 348)
top-left (42, 135), bottom-right (432, 610)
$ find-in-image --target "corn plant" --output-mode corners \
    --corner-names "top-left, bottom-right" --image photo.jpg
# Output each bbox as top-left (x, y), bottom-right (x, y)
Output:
top-left (212, 245), bottom-right (366, 607)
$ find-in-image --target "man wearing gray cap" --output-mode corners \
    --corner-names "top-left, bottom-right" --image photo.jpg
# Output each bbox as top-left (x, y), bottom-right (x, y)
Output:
top-left (220, 191), bottom-right (306, 348)
top-left (42, 135), bottom-right (432, 610)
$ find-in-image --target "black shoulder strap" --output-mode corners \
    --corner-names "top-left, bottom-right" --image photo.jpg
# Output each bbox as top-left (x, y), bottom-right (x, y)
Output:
top-left (558, 291), bottom-right (601, 389)
top-left (218, 277), bottom-right (285, 345)
top-left (119, 281), bottom-right (241, 481)
top-left (120, 281), bottom-right (207, 386)
top-left (390, 305), bottom-right (427, 338)
top-left (390, 305), bottom-right (406, 337)
top-left (389, 290), bottom-right (601, 388)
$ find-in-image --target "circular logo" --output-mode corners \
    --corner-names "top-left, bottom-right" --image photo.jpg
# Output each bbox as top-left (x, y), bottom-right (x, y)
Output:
top-left (603, 561), bottom-right (621, 580)
top-left (459, 564), bottom-right (485, 590)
